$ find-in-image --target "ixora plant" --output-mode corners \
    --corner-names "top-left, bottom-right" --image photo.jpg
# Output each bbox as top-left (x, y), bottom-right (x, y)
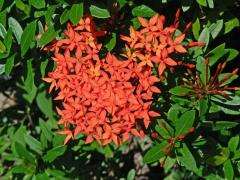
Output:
top-left (1, 1), bottom-right (240, 179)
top-left (43, 9), bottom-right (240, 178)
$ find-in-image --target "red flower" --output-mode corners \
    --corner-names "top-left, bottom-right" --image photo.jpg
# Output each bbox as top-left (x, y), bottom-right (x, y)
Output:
top-left (43, 16), bottom-right (161, 145)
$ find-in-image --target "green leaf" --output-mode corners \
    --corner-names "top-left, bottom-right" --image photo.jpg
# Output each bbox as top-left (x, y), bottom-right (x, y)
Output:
top-left (199, 98), bottom-right (208, 119)
top-left (105, 33), bottom-right (116, 51)
top-left (20, 21), bottom-right (36, 57)
top-left (39, 118), bottom-right (52, 141)
top-left (196, 56), bottom-right (210, 85)
top-left (43, 145), bottom-right (67, 163)
top-left (69, 3), bottom-right (83, 24)
top-left (4, 53), bottom-right (16, 76)
top-left (0, 64), bottom-right (5, 75)
top-left (167, 105), bottom-right (181, 121)
top-left (0, 23), bottom-right (7, 38)
top-left (225, 49), bottom-right (239, 62)
top-left (0, 0), bottom-right (4, 11)
top-left (210, 121), bottom-right (238, 131)
top-left (14, 142), bottom-right (35, 164)
top-left (45, 169), bottom-right (67, 179)
top-left (11, 165), bottom-right (27, 174)
top-left (233, 150), bottom-right (240, 160)
top-left (39, 25), bottom-right (57, 46)
top-left (223, 160), bottom-right (234, 180)
top-left (104, 144), bottom-right (113, 158)
top-left (131, 17), bottom-right (141, 30)
top-left (208, 20), bottom-right (223, 39)
top-left (218, 73), bottom-right (238, 86)
top-left (40, 132), bottom-right (48, 150)
top-left (24, 134), bottom-right (43, 155)
top-left (8, 17), bottom-right (23, 44)
top-left (132, 5), bottom-right (156, 17)
top-left (35, 173), bottom-right (49, 180)
top-left (29, 0), bottom-right (45, 9)
top-left (143, 142), bottom-right (168, 164)
top-left (36, 89), bottom-right (53, 119)
top-left (212, 94), bottom-right (240, 106)
top-left (60, 9), bottom-right (69, 24)
top-left (192, 18), bottom-right (200, 40)
top-left (224, 18), bottom-right (239, 34)
top-left (207, 147), bottom-right (230, 166)
top-left (40, 59), bottom-right (48, 77)
top-left (89, 5), bottom-right (110, 18)
top-left (182, 0), bottom-right (193, 12)
top-left (169, 86), bottom-right (189, 96)
top-left (228, 136), bottom-right (239, 152)
top-left (3, 28), bottom-right (13, 56)
top-left (45, 5), bottom-right (57, 24)
top-left (155, 119), bottom-right (173, 139)
top-left (207, 43), bottom-right (227, 66)
top-left (196, 0), bottom-right (207, 6)
top-left (175, 110), bottom-right (196, 136)
top-left (198, 27), bottom-right (210, 52)
top-left (207, 0), bottom-right (214, 8)
top-left (0, 40), bottom-right (6, 53)
top-left (177, 143), bottom-right (200, 174)
top-left (127, 169), bottom-right (136, 180)
top-left (0, 9), bottom-right (7, 27)
top-left (24, 60), bottom-right (34, 93)
top-left (16, 0), bottom-right (31, 16)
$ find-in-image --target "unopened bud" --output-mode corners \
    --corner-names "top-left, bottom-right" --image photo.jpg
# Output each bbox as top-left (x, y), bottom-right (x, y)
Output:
top-left (162, 147), bottom-right (168, 154)
top-left (221, 62), bottom-right (227, 70)
top-left (160, 161), bottom-right (165, 167)
top-left (170, 67), bottom-right (175, 72)
top-left (178, 134), bottom-right (185, 139)
top-left (205, 58), bottom-right (209, 65)
top-left (232, 68), bottom-right (239, 75)
top-left (189, 127), bottom-right (195, 133)
top-left (151, 132), bottom-right (159, 138)
top-left (175, 8), bottom-right (181, 19)
top-left (188, 64), bottom-right (195, 68)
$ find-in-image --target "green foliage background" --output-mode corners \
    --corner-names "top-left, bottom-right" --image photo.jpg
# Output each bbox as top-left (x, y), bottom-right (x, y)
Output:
top-left (0, 0), bottom-right (240, 179)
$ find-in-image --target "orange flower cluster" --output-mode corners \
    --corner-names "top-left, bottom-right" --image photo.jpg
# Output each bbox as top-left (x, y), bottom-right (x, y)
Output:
top-left (121, 11), bottom-right (204, 75)
top-left (43, 16), bottom-right (161, 145)
top-left (43, 11), bottom-right (203, 145)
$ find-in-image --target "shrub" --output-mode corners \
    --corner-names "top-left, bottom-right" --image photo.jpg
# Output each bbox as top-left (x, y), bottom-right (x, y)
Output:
top-left (0, 0), bottom-right (239, 179)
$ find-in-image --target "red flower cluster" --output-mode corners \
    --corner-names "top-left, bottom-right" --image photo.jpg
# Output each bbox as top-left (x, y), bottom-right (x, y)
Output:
top-left (43, 11), bottom-right (203, 145)
top-left (43, 16), bottom-right (161, 145)
top-left (120, 10), bottom-right (204, 76)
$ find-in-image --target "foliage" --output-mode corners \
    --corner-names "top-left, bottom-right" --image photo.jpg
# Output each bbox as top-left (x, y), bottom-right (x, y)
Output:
top-left (0, 0), bottom-right (240, 179)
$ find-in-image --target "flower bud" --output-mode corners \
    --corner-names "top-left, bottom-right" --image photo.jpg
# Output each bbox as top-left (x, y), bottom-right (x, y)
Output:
top-left (178, 134), bottom-right (185, 139)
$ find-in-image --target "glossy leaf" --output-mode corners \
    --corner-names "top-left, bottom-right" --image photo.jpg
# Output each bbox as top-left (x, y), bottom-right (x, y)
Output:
top-left (29, 0), bottom-right (45, 9)
top-left (89, 5), bottom-right (110, 18)
top-left (228, 136), bottom-right (239, 152)
top-left (177, 143), bottom-right (200, 174)
top-left (39, 118), bottom-right (53, 141)
top-left (43, 146), bottom-right (67, 163)
top-left (8, 17), bottom-right (23, 44)
top-left (143, 142), bottom-right (168, 164)
top-left (14, 142), bottom-right (35, 164)
top-left (24, 134), bottom-right (43, 155)
top-left (4, 53), bottom-right (16, 75)
top-left (69, 3), bottom-right (84, 24)
top-left (223, 160), bottom-right (234, 180)
top-left (175, 110), bottom-right (195, 136)
top-left (36, 89), bottom-right (53, 119)
top-left (20, 21), bottom-right (36, 57)
top-left (39, 25), bottom-right (57, 46)
top-left (105, 33), bottom-right (116, 51)
top-left (132, 5), bottom-right (156, 17)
